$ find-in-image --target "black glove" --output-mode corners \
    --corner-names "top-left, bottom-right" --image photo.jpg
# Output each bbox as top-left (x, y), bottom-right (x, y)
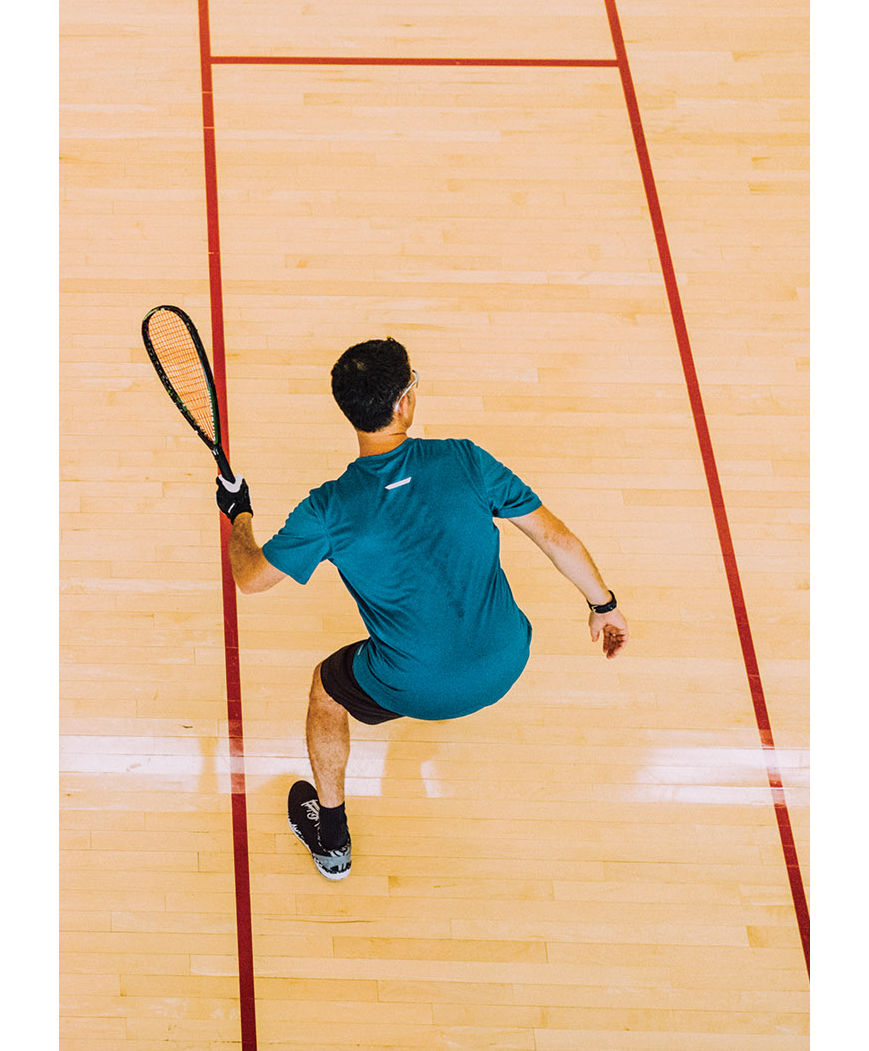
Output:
top-left (216, 474), bottom-right (253, 522)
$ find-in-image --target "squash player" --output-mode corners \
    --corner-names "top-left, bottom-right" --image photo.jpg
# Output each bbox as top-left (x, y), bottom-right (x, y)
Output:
top-left (216, 338), bottom-right (628, 880)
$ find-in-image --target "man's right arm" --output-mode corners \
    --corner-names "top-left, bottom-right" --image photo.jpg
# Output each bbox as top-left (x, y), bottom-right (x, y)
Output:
top-left (216, 475), bottom-right (287, 594)
top-left (508, 504), bottom-right (629, 659)
top-left (228, 513), bottom-right (287, 595)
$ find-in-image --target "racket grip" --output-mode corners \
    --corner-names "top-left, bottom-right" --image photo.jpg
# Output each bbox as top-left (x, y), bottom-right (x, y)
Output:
top-left (214, 446), bottom-right (235, 484)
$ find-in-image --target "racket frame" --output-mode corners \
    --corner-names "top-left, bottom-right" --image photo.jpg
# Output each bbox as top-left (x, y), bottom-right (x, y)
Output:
top-left (141, 304), bottom-right (235, 481)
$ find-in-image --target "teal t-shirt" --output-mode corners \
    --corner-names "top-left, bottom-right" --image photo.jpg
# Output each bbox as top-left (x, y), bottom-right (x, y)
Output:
top-left (262, 437), bottom-right (541, 720)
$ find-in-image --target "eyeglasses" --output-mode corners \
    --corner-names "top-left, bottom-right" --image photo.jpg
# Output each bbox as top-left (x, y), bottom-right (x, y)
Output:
top-left (393, 369), bottom-right (419, 411)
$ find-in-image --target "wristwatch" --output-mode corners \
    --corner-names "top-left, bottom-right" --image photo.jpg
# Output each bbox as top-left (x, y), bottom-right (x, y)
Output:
top-left (587, 590), bottom-right (617, 614)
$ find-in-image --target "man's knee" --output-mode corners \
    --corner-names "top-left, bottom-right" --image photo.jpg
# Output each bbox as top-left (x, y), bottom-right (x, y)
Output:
top-left (309, 663), bottom-right (345, 719)
top-left (310, 662), bottom-right (326, 702)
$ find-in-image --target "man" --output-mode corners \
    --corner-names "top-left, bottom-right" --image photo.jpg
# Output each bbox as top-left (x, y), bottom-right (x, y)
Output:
top-left (216, 338), bottom-right (628, 881)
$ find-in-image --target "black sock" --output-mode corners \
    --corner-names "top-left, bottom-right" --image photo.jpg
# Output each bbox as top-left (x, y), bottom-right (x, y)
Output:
top-left (319, 802), bottom-right (348, 850)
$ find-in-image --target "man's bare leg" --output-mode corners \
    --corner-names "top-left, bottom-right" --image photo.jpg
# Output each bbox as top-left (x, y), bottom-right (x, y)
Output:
top-left (287, 663), bottom-right (352, 878)
top-left (306, 662), bottom-right (350, 808)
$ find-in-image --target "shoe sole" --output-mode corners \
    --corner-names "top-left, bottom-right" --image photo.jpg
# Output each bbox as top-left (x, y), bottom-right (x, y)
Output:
top-left (288, 820), bottom-right (351, 880)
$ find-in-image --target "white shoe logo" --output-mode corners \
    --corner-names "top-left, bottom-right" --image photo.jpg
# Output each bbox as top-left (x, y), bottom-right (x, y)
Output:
top-left (385, 476), bottom-right (412, 491)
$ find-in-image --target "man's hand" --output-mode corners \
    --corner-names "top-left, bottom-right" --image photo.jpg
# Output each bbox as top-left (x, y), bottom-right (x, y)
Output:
top-left (589, 608), bottom-right (629, 659)
top-left (216, 474), bottom-right (253, 522)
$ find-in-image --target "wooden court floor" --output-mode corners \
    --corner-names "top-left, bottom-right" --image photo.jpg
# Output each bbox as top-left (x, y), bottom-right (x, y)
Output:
top-left (60, 1), bottom-right (809, 1047)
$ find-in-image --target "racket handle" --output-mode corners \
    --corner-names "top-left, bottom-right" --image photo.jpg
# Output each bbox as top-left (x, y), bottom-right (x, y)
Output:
top-left (214, 446), bottom-right (235, 484)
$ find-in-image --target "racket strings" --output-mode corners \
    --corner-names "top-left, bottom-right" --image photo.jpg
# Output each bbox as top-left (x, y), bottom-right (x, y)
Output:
top-left (146, 310), bottom-right (217, 442)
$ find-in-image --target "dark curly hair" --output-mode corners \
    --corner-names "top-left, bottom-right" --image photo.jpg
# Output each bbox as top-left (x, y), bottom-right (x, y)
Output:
top-left (330, 338), bottom-right (412, 433)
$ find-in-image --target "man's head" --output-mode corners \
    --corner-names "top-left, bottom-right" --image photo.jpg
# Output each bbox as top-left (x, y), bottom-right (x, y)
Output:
top-left (331, 337), bottom-right (415, 433)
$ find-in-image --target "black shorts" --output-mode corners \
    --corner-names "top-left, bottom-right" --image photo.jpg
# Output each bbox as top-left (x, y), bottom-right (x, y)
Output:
top-left (319, 641), bottom-right (404, 726)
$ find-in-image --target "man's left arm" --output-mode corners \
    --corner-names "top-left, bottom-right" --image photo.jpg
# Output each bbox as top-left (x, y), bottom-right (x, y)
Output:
top-left (509, 504), bottom-right (629, 659)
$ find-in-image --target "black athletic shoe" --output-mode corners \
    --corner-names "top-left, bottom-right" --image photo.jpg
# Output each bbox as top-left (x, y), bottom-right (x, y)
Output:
top-left (287, 780), bottom-right (351, 881)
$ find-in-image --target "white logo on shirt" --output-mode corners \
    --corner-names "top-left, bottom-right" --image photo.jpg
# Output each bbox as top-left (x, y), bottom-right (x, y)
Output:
top-left (385, 476), bottom-right (412, 490)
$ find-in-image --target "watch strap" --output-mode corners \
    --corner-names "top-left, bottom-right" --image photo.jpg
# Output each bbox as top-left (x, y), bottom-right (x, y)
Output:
top-left (587, 590), bottom-right (617, 614)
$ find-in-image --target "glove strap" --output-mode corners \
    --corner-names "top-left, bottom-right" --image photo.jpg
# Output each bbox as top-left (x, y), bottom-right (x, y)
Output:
top-left (219, 473), bottom-right (245, 494)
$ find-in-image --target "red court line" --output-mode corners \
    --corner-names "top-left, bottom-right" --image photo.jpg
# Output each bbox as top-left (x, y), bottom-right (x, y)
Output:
top-left (212, 55), bottom-right (618, 67)
top-left (197, 1), bottom-right (259, 1048)
top-left (604, 0), bottom-right (810, 975)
